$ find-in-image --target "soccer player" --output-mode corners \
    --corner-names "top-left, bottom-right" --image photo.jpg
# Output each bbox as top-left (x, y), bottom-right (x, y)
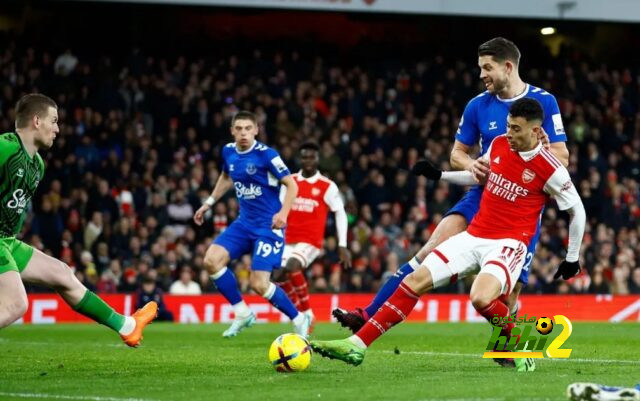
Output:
top-left (0, 94), bottom-right (157, 346)
top-left (277, 141), bottom-right (351, 327)
top-left (567, 382), bottom-right (640, 401)
top-left (311, 98), bottom-right (585, 371)
top-left (333, 37), bottom-right (570, 365)
top-left (193, 111), bottom-right (310, 338)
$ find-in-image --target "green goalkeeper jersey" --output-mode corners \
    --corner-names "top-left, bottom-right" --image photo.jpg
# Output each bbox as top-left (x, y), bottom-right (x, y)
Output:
top-left (0, 132), bottom-right (44, 237)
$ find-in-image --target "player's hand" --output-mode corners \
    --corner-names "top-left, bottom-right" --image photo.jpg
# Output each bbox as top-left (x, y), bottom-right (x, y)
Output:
top-left (193, 204), bottom-right (210, 226)
top-left (469, 158), bottom-right (490, 182)
top-left (338, 246), bottom-right (352, 269)
top-left (538, 128), bottom-right (551, 150)
top-left (272, 210), bottom-right (288, 229)
top-left (553, 260), bottom-right (581, 280)
top-left (411, 159), bottom-right (442, 180)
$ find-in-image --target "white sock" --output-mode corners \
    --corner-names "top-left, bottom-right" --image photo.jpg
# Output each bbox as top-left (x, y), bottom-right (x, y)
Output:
top-left (118, 316), bottom-right (136, 335)
top-left (211, 267), bottom-right (228, 280)
top-left (292, 312), bottom-right (304, 325)
top-left (408, 256), bottom-right (421, 269)
top-left (263, 283), bottom-right (276, 300)
top-left (232, 301), bottom-right (251, 318)
top-left (348, 335), bottom-right (367, 349)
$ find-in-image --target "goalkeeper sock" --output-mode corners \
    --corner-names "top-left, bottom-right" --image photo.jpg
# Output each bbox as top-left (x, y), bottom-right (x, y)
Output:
top-left (72, 290), bottom-right (126, 332)
top-left (364, 257), bottom-right (420, 318)
top-left (211, 267), bottom-right (244, 306)
top-left (356, 282), bottom-right (420, 346)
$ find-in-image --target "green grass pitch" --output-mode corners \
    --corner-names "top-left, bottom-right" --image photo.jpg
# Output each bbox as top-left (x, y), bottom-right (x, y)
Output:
top-left (1, 322), bottom-right (638, 401)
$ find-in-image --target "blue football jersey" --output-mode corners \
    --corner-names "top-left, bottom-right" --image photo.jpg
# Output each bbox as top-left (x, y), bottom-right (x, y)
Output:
top-left (455, 84), bottom-right (567, 155)
top-left (221, 141), bottom-right (291, 228)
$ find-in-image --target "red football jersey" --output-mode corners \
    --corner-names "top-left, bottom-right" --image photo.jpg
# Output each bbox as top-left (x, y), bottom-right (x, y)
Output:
top-left (286, 172), bottom-right (344, 248)
top-left (467, 135), bottom-right (580, 245)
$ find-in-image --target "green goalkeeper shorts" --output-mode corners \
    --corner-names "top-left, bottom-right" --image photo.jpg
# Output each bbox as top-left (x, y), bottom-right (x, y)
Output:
top-left (0, 237), bottom-right (34, 274)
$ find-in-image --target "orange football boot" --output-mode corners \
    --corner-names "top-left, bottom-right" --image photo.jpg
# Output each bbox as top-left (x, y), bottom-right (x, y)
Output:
top-left (120, 301), bottom-right (158, 347)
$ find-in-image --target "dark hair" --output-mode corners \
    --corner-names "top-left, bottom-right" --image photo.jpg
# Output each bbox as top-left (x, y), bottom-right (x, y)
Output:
top-left (15, 93), bottom-right (57, 129)
top-left (231, 110), bottom-right (257, 126)
top-left (509, 98), bottom-right (544, 122)
top-left (478, 37), bottom-right (521, 66)
top-left (299, 141), bottom-right (320, 153)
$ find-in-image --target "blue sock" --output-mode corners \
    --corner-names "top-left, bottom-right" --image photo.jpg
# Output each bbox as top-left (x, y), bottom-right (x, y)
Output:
top-left (364, 257), bottom-right (419, 318)
top-left (265, 283), bottom-right (299, 320)
top-left (211, 267), bottom-right (243, 305)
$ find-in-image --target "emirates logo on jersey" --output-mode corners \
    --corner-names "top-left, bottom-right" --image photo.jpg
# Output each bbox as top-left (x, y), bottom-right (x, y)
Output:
top-left (522, 169), bottom-right (536, 184)
top-left (292, 197), bottom-right (320, 212)
top-left (486, 172), bottom-right (529, 202)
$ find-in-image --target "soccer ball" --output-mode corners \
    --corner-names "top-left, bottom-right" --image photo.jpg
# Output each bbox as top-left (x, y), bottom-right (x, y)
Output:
top-left (535, 317), bottom-right (554, 335)
top-left (268, 333), bottom-right (311, 372)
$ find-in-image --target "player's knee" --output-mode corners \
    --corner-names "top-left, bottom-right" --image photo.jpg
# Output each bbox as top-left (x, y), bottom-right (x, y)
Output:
top-left (285, 258), bottom-right (302, 274)
top-left (203, 251), bottom-right (224, 273)
top-left (469, 289), bottom-right (492, 310)
top-left (15, 295), bottom-right (28, 319)
top-left (403, 268), bottom-right (432, 295)
top-left (0, 295), bottom-right (28, 326)
top-left (250, 276), bottom-right (270, 296)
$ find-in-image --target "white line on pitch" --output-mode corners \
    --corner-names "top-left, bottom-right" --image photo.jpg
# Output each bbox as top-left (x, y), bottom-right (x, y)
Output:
top-left (0, 393), bottom-right (160, 401)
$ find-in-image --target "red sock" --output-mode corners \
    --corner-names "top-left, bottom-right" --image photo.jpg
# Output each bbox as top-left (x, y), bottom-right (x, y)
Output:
top-left (290, 271), bottom-right (310, 312)
top-left (279, 280), bottom-right (299, 309)
top-left (476, 298), bottom-right (516, 342)
top-left (355, 282), bottom-right (419, 346)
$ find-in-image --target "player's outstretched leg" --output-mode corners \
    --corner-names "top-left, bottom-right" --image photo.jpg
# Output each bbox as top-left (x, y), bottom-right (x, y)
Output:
top-left (20, 248), bottom-right (157, 347)
top-left (566, 383), bottom-right (640, 401)
top-left (333, 214), bottom-right (467, 333)
top-left (314, 267), bottom-right (431, 366)
top-left (332, 257), bottom-right (420, 334)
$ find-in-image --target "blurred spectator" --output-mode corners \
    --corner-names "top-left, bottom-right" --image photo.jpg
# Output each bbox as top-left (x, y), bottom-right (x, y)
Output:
top-left (136, 276), bottom-right (174, 321)
top-left (169, 266), bottom-right (202, 295)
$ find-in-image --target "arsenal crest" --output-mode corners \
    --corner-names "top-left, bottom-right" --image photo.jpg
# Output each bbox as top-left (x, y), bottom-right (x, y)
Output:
top-left (522, 169), bottom-right (535, 183)
top-left (311, 188), bottom-right (321, 197)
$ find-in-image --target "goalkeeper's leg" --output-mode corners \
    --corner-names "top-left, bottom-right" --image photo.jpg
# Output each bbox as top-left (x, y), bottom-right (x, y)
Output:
top-left (20, 246), bottom-right (156, 346)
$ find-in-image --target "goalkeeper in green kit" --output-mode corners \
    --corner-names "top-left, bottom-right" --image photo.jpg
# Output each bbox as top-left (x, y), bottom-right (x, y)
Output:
top-left (0, 93), bottom-right (157, 346)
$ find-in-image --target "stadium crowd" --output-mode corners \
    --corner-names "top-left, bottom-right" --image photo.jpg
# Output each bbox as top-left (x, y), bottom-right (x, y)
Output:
top-left (1, 37), bottom-right (639, 298)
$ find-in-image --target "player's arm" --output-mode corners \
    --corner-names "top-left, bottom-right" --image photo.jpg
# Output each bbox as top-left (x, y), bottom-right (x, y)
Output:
top-left (325, 182), bottom-right (351, 268)
top-left (541, 96), bottom-right (570, 167)
top-left (193, 171), bottom-right (233, 226)
top-left (450, 140), bottom-right (490, 181)
top-left (544, 168), bottom-right (586, 280)
top-left (272, 174), bottom-right (298, 229)
top-left (450, 99), bottom-right (489, 179)
top-left (411, 159), bottom-right (480, 186)
top-left (549, 142), bottom-right (569, 167)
